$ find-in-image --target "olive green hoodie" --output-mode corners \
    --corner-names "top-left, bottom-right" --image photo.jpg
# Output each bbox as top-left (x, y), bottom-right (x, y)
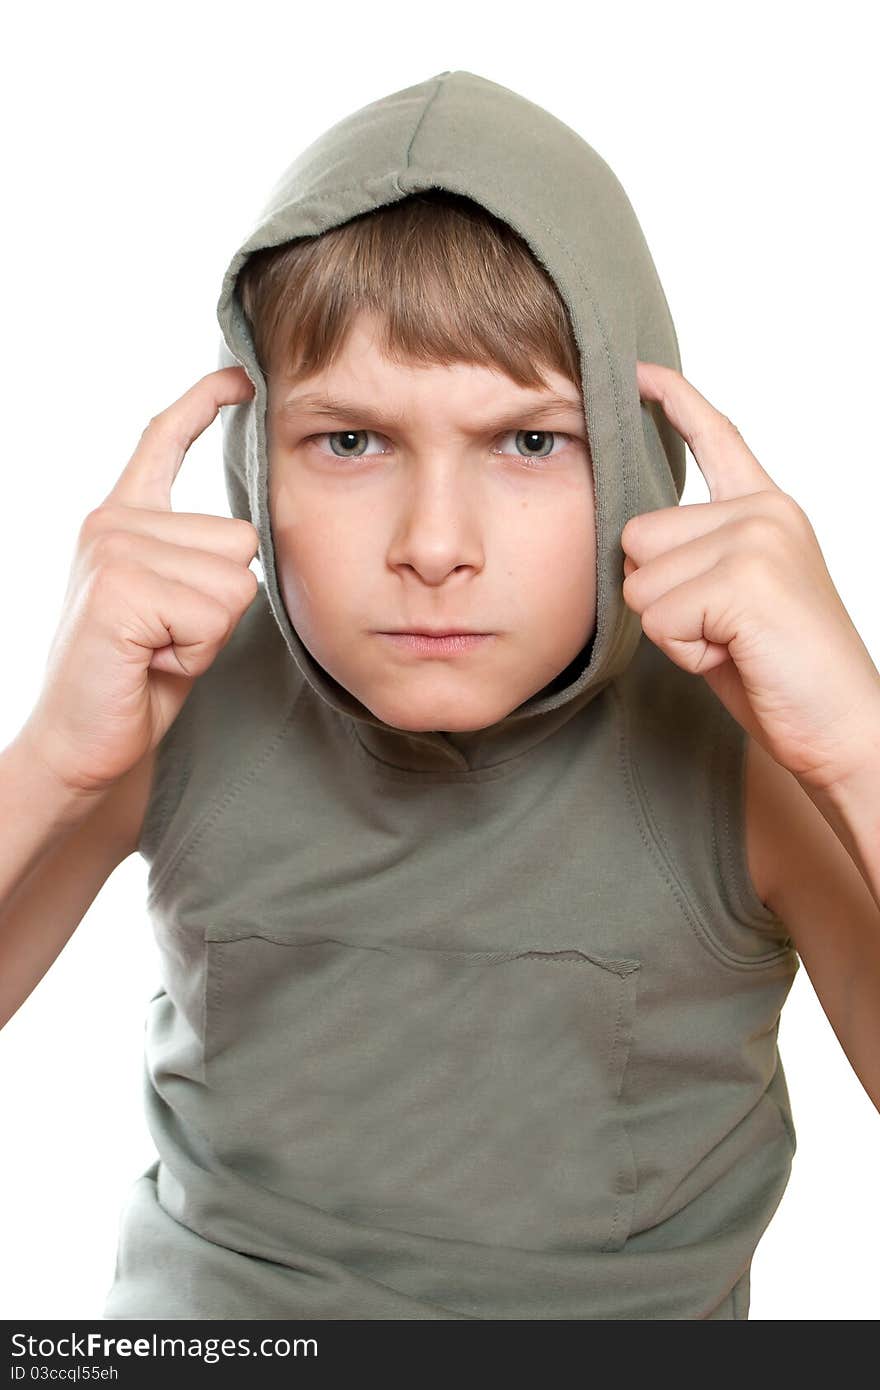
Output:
top-left (103, 69), bottom-right (799, 1321)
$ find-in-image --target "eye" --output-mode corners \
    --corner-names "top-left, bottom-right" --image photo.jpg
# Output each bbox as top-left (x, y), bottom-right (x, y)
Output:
top-left (306, 427), bottom-right (574, 463)
top-left (495, 429), bottom-right (571, 461)
top-left (310, 429), bottom-right (386, 459)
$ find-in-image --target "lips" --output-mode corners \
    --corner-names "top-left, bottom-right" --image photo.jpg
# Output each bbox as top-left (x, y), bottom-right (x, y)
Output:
top-left (385, 630), bottom-right (488, 637)
top-left (378, 631), bottom-right (494, 657)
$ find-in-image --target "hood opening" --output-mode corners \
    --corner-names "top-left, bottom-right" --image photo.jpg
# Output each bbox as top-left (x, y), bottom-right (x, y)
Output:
top-left (216, 69), bottom-right (685, 772)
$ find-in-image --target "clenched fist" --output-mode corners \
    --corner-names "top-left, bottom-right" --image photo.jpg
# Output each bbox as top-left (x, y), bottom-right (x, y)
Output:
top-left (19, 366), bottom-right (259, 796)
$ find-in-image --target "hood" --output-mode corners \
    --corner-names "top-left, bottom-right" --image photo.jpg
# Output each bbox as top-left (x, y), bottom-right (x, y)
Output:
top-left (215, 68), bottom-right (685, 773)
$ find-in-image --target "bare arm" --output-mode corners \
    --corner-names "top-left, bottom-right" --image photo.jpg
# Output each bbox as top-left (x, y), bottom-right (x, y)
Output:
top-left (746, 733), bottom-right (880, 1113)
top-left (0, 731), bottom-right (154, 1031)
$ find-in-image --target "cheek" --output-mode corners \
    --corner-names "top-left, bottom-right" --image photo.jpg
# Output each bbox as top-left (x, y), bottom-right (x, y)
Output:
top-left (521, 505), bottom-right (596, 647)
top-left (271, 494), bottom-right (367, 615)
top-left (512, 497), bottom-right (595, 589)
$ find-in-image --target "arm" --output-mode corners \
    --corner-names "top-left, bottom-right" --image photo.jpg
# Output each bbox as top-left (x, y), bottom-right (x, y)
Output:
top-left (0, 730), bottom-right (154, 1031)
top-left (796, 739), bottom-right (880, 916)
top-left (745, 733), bottom-right (880, 1113)
top-left (622, 363), bottom-right (880, 1108)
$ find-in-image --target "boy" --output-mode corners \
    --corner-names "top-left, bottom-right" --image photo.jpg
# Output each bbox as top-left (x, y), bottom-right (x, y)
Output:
top-left (2, 69), bottom-right (879, 1320)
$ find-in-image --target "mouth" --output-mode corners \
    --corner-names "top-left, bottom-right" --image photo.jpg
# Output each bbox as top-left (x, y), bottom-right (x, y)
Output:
top-left (376, 631), bottom-right (495, 657)
top-left (381, 628), bottom-right (490, 637)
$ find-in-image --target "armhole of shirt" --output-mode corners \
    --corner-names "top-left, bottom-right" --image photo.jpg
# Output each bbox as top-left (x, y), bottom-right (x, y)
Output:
top-left (710, 697), bottom-right (794, 949)
top-left (615, 646), bottom-right (796, 971)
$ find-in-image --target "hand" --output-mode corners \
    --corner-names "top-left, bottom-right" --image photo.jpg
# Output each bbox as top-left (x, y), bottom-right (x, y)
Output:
top-left (19, 366), bottom-right (259, 797)
top-left (621, 360), bottom-right (880, 796)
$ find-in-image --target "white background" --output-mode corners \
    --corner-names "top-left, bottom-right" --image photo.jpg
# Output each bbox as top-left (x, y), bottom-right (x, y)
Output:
top-left (1, 0), bottom-right (878, 1322)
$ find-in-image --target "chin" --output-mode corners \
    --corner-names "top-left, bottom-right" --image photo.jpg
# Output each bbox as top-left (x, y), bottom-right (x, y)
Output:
top-left (359, 684), bottom-right (515, 735)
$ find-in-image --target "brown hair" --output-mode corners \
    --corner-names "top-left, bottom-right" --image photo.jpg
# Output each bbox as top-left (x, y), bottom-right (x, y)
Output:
top-left (235, 188), bottom-right (582, 393)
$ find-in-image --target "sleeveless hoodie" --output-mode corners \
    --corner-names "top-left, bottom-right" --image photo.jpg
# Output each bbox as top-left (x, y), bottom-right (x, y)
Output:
top-left (102, 69), bottom-right (799, 1321)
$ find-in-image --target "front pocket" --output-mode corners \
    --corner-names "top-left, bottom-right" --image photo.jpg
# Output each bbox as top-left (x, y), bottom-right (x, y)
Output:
top-left (204, 935), bottom-right (641, 1254)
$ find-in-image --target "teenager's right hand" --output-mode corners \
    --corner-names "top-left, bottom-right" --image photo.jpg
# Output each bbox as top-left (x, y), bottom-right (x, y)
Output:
top-left (18, 366), bottom-right (260, 797)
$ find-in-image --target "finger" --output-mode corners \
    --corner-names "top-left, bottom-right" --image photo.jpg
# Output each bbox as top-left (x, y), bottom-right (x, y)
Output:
top-left (620, 495), bottom-right (776, 563)
top-left (88, 530), bottom-right (258, 614)
top-left (637, 567), bottom-right (737, 677)
top-left (622, 525), bottom-right (728, 615)
top-left (121, 570), bottom-right (245, 679)
top-left (87, 504), bottom-right (259, 568)
top-left (105, 366), bottom-right (255, 513)
top-left (636, 360), bottom-right (779, 503)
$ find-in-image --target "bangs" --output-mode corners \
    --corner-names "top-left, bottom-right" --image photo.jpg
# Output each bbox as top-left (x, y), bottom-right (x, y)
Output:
top-left (235, 189), bottom-right (582, 393)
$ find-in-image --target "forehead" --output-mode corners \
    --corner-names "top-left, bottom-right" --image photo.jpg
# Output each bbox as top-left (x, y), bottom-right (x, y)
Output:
top-left (270, 317), bottom-right (583, 420)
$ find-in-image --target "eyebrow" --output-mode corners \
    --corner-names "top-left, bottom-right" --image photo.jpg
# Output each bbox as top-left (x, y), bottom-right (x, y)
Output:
top-left (274, 390), bottom-right (585, 434)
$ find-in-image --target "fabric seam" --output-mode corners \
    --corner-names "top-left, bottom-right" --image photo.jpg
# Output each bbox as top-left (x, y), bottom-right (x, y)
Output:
top-left (402, 73), bottom-right (449, 167)
top-left (137, 712), bottom-right (193, 867)
top-left (342, 713), bottom-right (556, 782)
top-left (203, 934), bottom-right (640, 974)
top-left (612, 679), bottom-right (791, 973)
top-left (715, 700), bottom-right (791, 933)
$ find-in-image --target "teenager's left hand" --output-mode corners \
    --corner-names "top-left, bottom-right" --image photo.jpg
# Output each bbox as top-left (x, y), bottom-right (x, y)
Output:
top-left (622, 360), bottom-right (880, 796)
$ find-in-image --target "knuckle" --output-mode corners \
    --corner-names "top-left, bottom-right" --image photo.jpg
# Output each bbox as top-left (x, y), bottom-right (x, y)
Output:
top-left (140, 411), bottom-right (163, 439)
top-left (729, 548), bottom-right (766, 588)
top-left (739, 513), bottom-right (782, 549)
top-left (89, 528), bottom-right (130, 568)
top-left (620, 517), bottom-right (640, 549)
top-left (621, 572), bottom-right (640, 605)
top-left (777, 490), bottom-right (812, 533)
top-left (742, 493), bottom-right (809, 548)
top-left (79, 505), bottom-right (114, 545)
top-left (205, 600), bottom-right (233, 643)
top-left (640, 606), bottom-right (662, 642)
top-left (762, 487), bottom-right (795, 516)
top-left (87, 558), bottom-right (128, 606)
top-left (142, 408), bottom-right (183, 451)
top-left (235, 518), bottom-right (260, 553)
top-left (236, 566), bottom-right (259, 604)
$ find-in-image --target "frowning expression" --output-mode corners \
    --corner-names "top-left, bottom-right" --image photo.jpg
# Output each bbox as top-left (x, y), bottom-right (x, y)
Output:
top-left (266, 313), bottom-right (597, 733)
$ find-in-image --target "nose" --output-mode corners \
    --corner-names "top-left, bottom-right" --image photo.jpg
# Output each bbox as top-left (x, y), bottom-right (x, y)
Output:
top-left (386, 455), bottom-right (484, 585)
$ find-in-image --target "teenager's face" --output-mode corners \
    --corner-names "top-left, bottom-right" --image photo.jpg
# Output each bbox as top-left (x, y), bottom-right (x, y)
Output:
top-left (266, 312), bottom-right (597, 734)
